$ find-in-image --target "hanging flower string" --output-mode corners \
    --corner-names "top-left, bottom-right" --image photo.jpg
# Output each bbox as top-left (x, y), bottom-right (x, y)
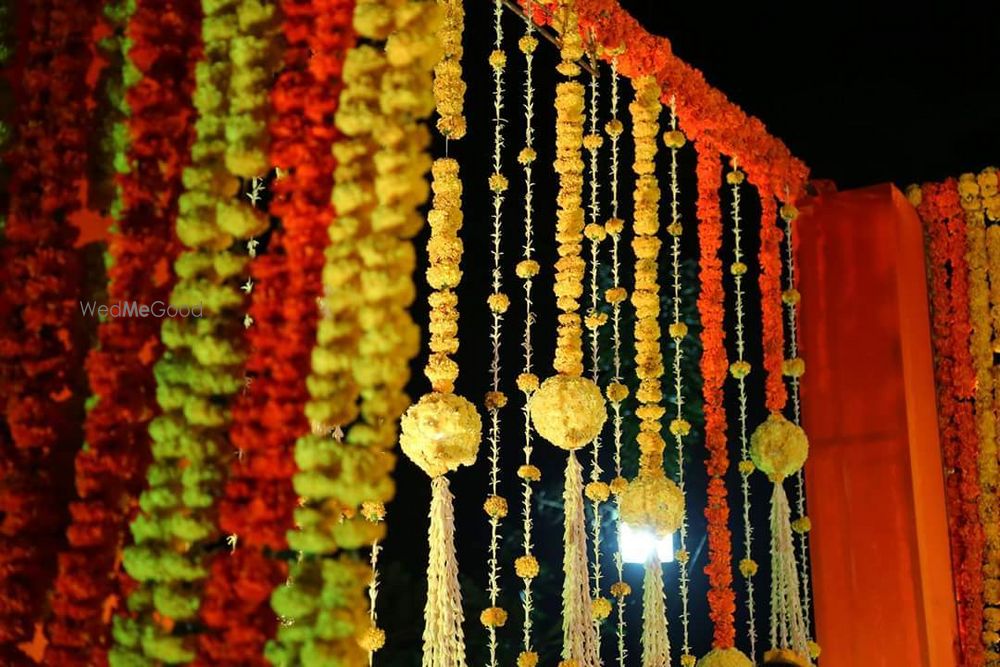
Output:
top-left (113, 0), bottom-right (270, 660)
top-left (399, 0), bottom-right (483, 663)
top-left (663, 101), bottom-right (694, 667)
top-left (693, 141), bottom-right (752, 667)
top-left (527, 1), bottom-right (605, 664)
top-left (603, 55), bottom-right (631, 667)
top-left (482, 0), bottom-right (510, 662)
top-left (514, 20), bottom-right (541, 667)
top-left (44, 1), bottom-right (198, 661)
top-left (617, 73), bottom-right (683, 667)
top-left (0, 0), bottom-right (96, 658)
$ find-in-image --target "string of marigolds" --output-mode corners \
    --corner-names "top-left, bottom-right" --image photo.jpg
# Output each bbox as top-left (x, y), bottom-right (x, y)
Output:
top-left (603, 55), bottom-right (631, 667)
top-left (779, 200), bottom-right (818, 658)
top-left (663, 103), bottom-right (695, 666)
top-left (725, 161), bottom-right (760, 658)
top-left (482, 1), bottom-right (510, 661)
top-left (526, 1), bottom-right (606, 664)
top-left (582, 39), bottom-right (612, 643)
top-left (617, 74), bottom-right (683, 666)
top-left (514, 20), bottom-right (542, 667)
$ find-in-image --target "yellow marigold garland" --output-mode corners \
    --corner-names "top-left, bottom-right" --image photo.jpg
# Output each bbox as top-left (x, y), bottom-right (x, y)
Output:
top-left (959, 170), bottom-right (1000, 661)
top-left (433, 0), bottom-right (465, 139)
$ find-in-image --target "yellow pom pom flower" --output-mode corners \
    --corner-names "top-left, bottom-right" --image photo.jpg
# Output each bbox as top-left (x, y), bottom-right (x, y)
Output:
top-left (674, 549), bottom-right (690, 564)
top-left (516, 259), bottom-right (540, 278)
top-left (726, 169), bottom-right (745, 185)
top-left (738, 460), bottom-right (756, 476)
top-left (619, 473), bottom-right (685, 538)
top-left (483, 494), bottom-right (508, 519)
top-left (729, 360), bottom-right (751, 379)
top-left (750, 412), bottom-right (809, 481)
top-left (591, 597), bottom-right (612, 620)
top-left (584, 222), bottom-right (607, 242)
top-left (517, 147), bottom-right (537, 165)
top-left (518, 35), bottom-right (538, 54)
top-left (484, 390), bottom-right (507, 410)
top-left (681, 655), bottom-right (697, 667)
top-left (808, 641), bottom-right (822, 659)
top-left (400, 392), bottom-right (482, 477)
top-left (605, 217), bottom-right (625, 235)
top-left (488, 172), bottom-right (509, 193)
top-left (782, 288), bottom-right (801, 305)
top-left (792, 516), bottom-right (812, 534)
top-left (358, 626), bottom-right (386, 652)
top-left (487, 292), bottom-right (510, 313)
top-left (515, 554), bottom-right (539, 579)
top-left (730, 261), bottom-right (748, 276)
top-left (739, 558), bottom-right (758, 577)
top-left (604, 286), bottom-right (627, 304)
top-left (783, 357), bottom-right (806, 378)
top-left (517, 464), bottom-right (541, 481)
top-left (667, 221), bottom-right (683, 237)
top-left (605, 119), bottom-right (624, 137)
top-left (518, 651), bottom-right (539, 667)
top-left (780, 203), bottom-right (799, 221)
top-left (669, 322), bottom-right (688, 339)
top-left (662, 129), bottom-right (686, 149)
top-left (610, 580), bottom-right (631, 599)
top-left (529, 375), bottom-right (607, 451)
top-left (669, 418), bottom-right (691, 436)
top-left (764, 649), bottom-right (809, 667)
top-left (480, 606), bottom-right (508, 628)
top-left (360, 501), bottom-right (385, 523)
top-left (584, 481), bottom-right (611, 503)
top-left (696, 647), bottom-right (753, 667)
top-left (516, 372), bottom-right (539, 394)
top-left (605, 382), bottom-right (628, 403)
top-left (488, 49), bottom-right (506, 70)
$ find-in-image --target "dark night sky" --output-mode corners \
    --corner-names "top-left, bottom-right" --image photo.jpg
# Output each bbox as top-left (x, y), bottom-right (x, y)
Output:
top-left (378, 2), bottom-right (1000, 663)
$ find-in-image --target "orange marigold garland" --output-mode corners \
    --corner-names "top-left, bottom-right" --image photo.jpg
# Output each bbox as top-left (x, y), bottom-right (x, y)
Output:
top-left (0, 0), bottom-right (97, 660)
top-left (914, 180), bottom-right (985, 665)
top-left (43, 1), bottom-right (198, 662)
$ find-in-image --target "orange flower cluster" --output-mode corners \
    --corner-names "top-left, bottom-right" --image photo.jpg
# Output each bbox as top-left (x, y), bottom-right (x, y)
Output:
top-left (695, 141), bottom-right (736, 649)
top-left (521, 0), bottom-right (808, 201)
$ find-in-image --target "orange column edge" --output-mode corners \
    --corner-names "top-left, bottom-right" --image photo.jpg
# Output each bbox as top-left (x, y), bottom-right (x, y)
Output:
top-left (797, 183), bottom-right (959, 666)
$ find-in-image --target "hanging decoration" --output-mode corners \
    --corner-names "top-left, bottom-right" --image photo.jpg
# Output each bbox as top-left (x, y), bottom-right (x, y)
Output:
top-left (693, 142), bottom-right (751, 667)
top-left (398, 0), bottom-right (482, 663)
top-left (0, 0), bottom-right (96, 660)
top-left (526, 1), bottom-right (605, 664)
top-left (44, 0), bottom-right (196, 662)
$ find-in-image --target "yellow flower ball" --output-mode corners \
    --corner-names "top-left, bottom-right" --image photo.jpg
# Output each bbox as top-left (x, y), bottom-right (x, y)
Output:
top-left (681, 655), bottom-right (697, 667)
top-left (783, 357), bottom-right (806, 378)
top-left (764, 649), bottom-right (809, 667)
top-left (729, 360), bottom-right (751, 379)
top-left (696, 647), bottom-right (753, 667)
top-left (739, 558), bottom-right (758, 577)
top-left (518, 35), bottom-right (538, 54)
top-left (517, 464), bottom-right (541, 481)
top-left (583, 133), bottom-right (603, 152)
top-left (484, 494), bottom-right (508, 518)
top-left (516, 372), bottom-right (540, 394)
top-left (609, 475), bottom-right (628, 496)
top-left (808, 641), bottom-right (822, 659)
top-left (489, 172), bottom-right (509, 193)
top-left (667, 222), bottom-right (683, 237)
top-left (605, 381), bottom-right (628, 403)
top-left (782, 288), bottom-right (801, 305)
top-left (905, 184), bottom-right (923, 207)
top-left (585, 311), bottom-right (608, 330)
top-left (662, 129), bottom-right (686, 149)
top-left (515, 554), bottom-right (540, 579)
top-left (529, 375), bottom-right (607, 450)
top-left (360, 501), bottom-right (385, 523)
top-left (400, 392), bottom-right (482, 477)
top-left (591, 597), bottom-right (612, 620)
top-left (610, 580), bottom-right (631, 599)
top-left (669, 322), bottom-right (688, 339)
top-left (516, 259), bottom-right (540, 278)
top-left (357, 626), bottom-right (386, 652)
top-left (488, 49), bottom-right (506, 70)
top-left (488, 292), bottom-right (510, 313)
top-left (619, 473), bottom-right (684, 538)
top-left (669, 418), bottom-right (691, 437)
top-left (792, 516), bottom-right (812, 534)
top-left (585, 481), bottom-right (611, 503)
top-left (738, 460), bottom-right (755, 476)
top-left (480, 606), bottom-right (508, 628)
top-left (605, 217), bottom-right (625, 235)
top-left (780, 203), bottom-right (799, 221)
top-left (674, 549), bottom-right (690, 564)
top-left (726, 169), bottom-right (745, 185)
top-left (584, 222), bottom-right (607, 242)
top-left (605, 119), bottom-right (624, 137)
top-left (485, 390), bottom-right (507, 410)
top-left (518, 147), bottom-right (537, 165)
top-left (750, 412), bottom-right (809, 481)
top-left (605, 287), bottom-right (627, 304)
top-left (518, 651), bottom-right (539, 667)
top-left (730, 261), bottom-right (748, 276)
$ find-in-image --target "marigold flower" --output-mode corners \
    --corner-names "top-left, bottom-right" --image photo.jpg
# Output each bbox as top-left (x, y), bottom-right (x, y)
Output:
top-left (610, 580), bottom-right (631, 598)
top-left (662, 129), bottom-right (686, 149)
top-left (480, 606), bottom-right (508, 627)
top-left (609, 475), bottom-right (628, 496)
top-left (669, 322), bottom-right (688, 339)
top-left (606, 381), bottom-right (628, 403)
top-left (674, 549), bottom-right (690, 564)
top-left (808, 641), bottom-right (822, 659)
top-left (605, 119), bottom-right (623, 137)
top-left (591, 597), bottom-right (612, 620)
top-left (518, 35), bottom-right (537, 54)
top-left (782, 357), bottom-right (806, 378)
top-left (517, 147), bottom-right (536, 165)
top-left (516, 372), bottom-right (539, 393)
top-left (487, 292), bottom-right (509, 313)
top-left (516, 259), bottom-right (539, 278)
top-left (782, 288), bottom-right (801, 305)
top-left (358, 626), bottom-right (386, 651)
top-left (583, 133), bottom-right (603, 152)
top-left (484, 390), bottom-right (507, 410)
top-left (584, 311), bottom-right (608, 329)
top-left (605, 286), bottom-right (627, 304)
top-left (488, 172), bottom-right (508, 193)
top-left (515, 554), bottom-right (539, 579)
top-left (667, 222), bottom-right (683, 237)
top-left (680, 655), bottom-right (697, 667)
top-left (483, 495), bottom-right (508, 518)
top-left (780, 203), bottom-right (799, 221)
top-left (517, 464), bottom-right (541, 481)
top-left (730, 261), bottom-right (748, 276)
top-left (585, 481), bottom-right (611, 503)
top-left (518, 652), bottom-right (539, 667)
top-left (729, 360), bottom-right (751, 379)
top-left (739, 558), bottom-right (758, 577)
top-left (605, 217), bottom-right (624, 235)
top-left (669, 418), bottom-right (691, 436)
top-left (792, 516), bottom-right (812, 534)
top-left (361, 501), bottom-right (386, 523)
top-left (584, 222), bottom-right (606, 241)
top-left (488, 49), bottom-right (506, 70)
top-left (738, 460), bottom-right (756, 476)
top-left (726, 169), bottom-right (745, 185)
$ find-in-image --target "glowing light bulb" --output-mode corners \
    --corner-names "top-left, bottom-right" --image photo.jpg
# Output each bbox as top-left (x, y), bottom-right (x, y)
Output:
top-left (620, 522), bottom-right (675, 564)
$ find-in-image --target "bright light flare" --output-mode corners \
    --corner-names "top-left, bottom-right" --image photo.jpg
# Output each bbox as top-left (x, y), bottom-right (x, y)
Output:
top-left (620, 522), bottom-right (675, 564)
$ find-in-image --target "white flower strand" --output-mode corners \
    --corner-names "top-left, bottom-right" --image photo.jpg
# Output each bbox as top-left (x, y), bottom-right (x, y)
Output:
top-left (728, 162), bottom-right (758, 657)
top-left (666, 101), bottom-right (692, 662)
top-left (517, 17), bottom-right (538, 662)
top-left (484, 2), bottom-right (506, 664)
top-left (608, 58), bottom-right (628, 667)
top-left (783, 208), bottom-right (814, 640)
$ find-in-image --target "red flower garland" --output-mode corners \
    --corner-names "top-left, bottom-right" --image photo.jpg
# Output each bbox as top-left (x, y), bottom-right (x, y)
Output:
top-left (754, 190), bottom-right (787, 412)
top-left (195, 1), bottom-right (356, 663)
top-left (918, 181), bottom-right (985, 666)
top-left (41, 2), bottom-right (200, 664)
top-left (695, 141), bottom-right (737, 648)
top-left (519, 0), bottom-right (808, 201)
top-left (0, 1), bottom-right (98, 661)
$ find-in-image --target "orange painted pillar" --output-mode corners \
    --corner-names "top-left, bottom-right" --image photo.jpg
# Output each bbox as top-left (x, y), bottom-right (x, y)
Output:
top-left (796, 184), bottom-right (959, 667)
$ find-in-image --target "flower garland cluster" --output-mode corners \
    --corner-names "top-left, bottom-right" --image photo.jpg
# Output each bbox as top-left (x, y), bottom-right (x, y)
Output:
top-left (191, 4), bottom-right (292, 665)
top-left (912, 180), bottom-right (985, 665)
top-left (694, 141), bottom-right (738, 651)
top-left (518, 0), bottom-right (808, 201)
top-left (112, 1), bottom-right (270, 661)
top-left (44, 1), bottom-right (199, 662)
top-left (958, 170), bottom-right (1000, 661)
top-left (0, 0), bottom-right (96, 660)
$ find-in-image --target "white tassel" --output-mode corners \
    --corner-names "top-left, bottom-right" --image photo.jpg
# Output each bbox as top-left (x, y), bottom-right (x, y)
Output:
top-left (562, 452), bottom-right (600, 666)
top-left (424, 476), bottom-right (467, 667)
top-left (641, 556), bottom-right (670, 667)
top-left (770, 481), bottom-right (810, 660)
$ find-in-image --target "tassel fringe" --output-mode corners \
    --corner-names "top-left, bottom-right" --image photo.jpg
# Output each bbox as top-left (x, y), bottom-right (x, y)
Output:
top-left (769, 481), bottom-right (810, 661)
top-left (641, 556), bottom-right (671, 667)
top-left (562, 452), bottom-right (600, 666)
top-left (424, 476), bottom-right (467, 667)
